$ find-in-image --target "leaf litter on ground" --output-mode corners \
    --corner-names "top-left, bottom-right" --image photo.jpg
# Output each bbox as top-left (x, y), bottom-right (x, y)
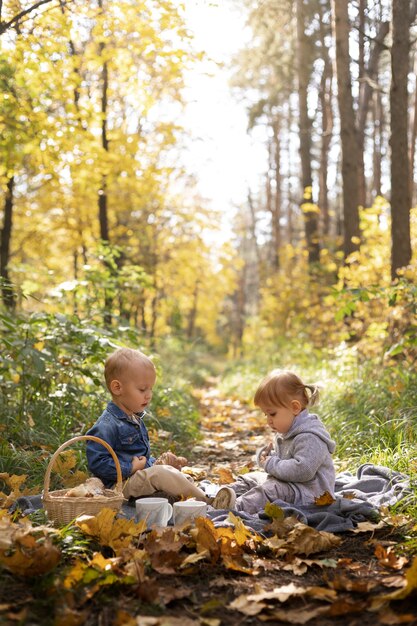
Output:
top-left (1, 386), bottom-right (417, 625)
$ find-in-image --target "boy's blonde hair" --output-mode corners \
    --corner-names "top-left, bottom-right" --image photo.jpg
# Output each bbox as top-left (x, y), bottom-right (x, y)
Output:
top-left (104, 348), bottom-right (155, 390)
top-left (254, 369), bottom-right (319, 409)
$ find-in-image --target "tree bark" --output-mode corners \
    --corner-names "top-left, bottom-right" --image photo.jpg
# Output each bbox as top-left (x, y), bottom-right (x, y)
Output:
top-left (0, 176), bottom-right (16, 309)
top-left (331, 0), bottom-right (360, 259)
top-left (409, 50), bottom-right (417, 206)
top-left (317, 5), bottom-right (333, 239)
top-left (390, 0), bottom-right (411, 279)
top-left (372, 90), bottom-right (383, 198)
top-left (271, 117), bottom-right (281, 269)
top-left (296, 0), bottom-right (320, 264)
top-left (96, 0), bottom-right (113, 325)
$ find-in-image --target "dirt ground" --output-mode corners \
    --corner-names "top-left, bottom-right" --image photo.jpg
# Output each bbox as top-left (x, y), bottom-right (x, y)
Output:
top-left (1, 386), bottom-right (416, 626)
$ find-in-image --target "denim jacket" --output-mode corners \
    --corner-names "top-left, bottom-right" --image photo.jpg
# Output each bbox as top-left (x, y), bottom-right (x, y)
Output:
top-left (86, 401), bottom-right (156, 487)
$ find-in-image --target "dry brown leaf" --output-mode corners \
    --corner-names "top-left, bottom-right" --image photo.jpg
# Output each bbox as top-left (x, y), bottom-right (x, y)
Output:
top-left (329, 573), bottom-right (378, 593)
top-left (230, 583), bottom-right (308, 615)
top-left (350, 520), bottom-right (386, 533)
top-left (378, 608), bottom-right (417, 624)
top-left (258, 605), bottom-right (328, 624)
top-left (380, 575), bottom-right (407, 589)
top-left (380, 555), bottom-right (417, 601)
top-left (222, 553), bottom-right (258, 575)
top-left (286, 523), bottom-right (342, 556)
top-left (144, 527), bottom-right (189, 555)
top-left (0, 515), bottom-right (60, 577)
top-left (374, 544), bottom-right (408, 570)
top-left (134, 618), bottom-right (199, 626)
top-left (326, 599), bottom-right (368, 616)
top-left (314, 491), bottom-right (336, 506)
top-left (181, 466), bottom-right (207, 480)
top-left (215, 467), bottom-right (236, 484)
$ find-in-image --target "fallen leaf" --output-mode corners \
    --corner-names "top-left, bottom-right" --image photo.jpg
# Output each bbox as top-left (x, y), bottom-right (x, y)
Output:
top-left (286, 523), bottom-right (342, 556)
top-left (378, 608), bottom-right (417, 624)
top-left (380, 556), bottom-right (417, 600)
top-left (76, 509), bottom-right (147, 553)
top-left (350, 520), bottom-right (386, 533)
top-left (314, 491), bottom-right (336, 506)
top-left (215, 467), bottom-right (235, 484)
top-left (374, 544), bottom-right (408, 570)
top-left (258, 605), bottom-right (328, 624)
top-left (264, 502), bottom-right (285, 520)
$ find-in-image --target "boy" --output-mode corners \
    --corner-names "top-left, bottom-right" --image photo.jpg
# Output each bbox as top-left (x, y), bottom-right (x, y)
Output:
top-left (86, 347), bottom-right (229, 505)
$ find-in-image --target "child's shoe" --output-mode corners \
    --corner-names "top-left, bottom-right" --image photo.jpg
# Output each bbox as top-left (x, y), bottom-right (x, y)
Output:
top-left (211, 486), bottom-right (236, 509)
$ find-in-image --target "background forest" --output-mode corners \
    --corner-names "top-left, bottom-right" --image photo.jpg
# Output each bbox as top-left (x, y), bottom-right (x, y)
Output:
top-left (0, 0), bottom-right (417, 498)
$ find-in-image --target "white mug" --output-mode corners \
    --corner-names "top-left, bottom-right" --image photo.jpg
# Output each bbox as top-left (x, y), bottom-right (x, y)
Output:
top-left (135, 497), bottom-right (173, 528)
top-left (173, 500), bottom-right (207, 525)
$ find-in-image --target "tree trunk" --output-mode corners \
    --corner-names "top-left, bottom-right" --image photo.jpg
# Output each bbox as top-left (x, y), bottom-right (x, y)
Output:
top-left (331, 0), bottom-right (360, 259)
top-left (409, 51), bottom-right (417, 206)
top-left (390, 0), bottom-right (411, 279)
top-left (271, 117), bottom-right (281, 269)
top-left (372, 91), bottom-right (383, 198)
top-left (0, 176), bottom-right (16, 309)
top-left (97, 0), bottom-right (112, 324)
top-left (296, 0), bottom-right (320, 264)
top-left (318, 53), bottom-right (333, 237)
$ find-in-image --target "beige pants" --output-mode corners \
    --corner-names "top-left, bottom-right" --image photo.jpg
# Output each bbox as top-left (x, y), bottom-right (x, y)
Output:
top-left (122, 464), bottom-right (209, 501)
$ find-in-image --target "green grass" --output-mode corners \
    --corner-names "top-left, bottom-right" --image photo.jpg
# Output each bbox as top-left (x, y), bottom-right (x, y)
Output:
top-left (218, 342), bottom-right (417, 523)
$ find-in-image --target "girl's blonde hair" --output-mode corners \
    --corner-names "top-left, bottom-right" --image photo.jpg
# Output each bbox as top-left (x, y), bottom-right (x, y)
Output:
top-left (254, 369), bottom-right (319, 409)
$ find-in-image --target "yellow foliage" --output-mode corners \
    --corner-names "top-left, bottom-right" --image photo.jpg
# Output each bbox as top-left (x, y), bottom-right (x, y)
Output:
top-left (75, 508), bottom-right (147, 554)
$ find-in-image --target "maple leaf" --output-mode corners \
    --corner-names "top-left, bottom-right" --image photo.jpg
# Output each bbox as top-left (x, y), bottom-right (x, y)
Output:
top-left (215, 467), bottom-right (235, 484)
top-left (225, 511), bottom-right (262, 546)
top-left (314, 491), bottom-right (336, 506)
top-left (75, 508), bottom-right (147, 553)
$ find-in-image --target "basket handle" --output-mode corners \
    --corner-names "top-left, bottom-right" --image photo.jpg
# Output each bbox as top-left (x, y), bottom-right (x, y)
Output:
top-left (43, 435), bottom-right (123, 496)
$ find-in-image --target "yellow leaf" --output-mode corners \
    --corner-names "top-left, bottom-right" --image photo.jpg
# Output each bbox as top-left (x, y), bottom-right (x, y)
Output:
top-left (33, 341), bottom-right (44, 351)
top-left (264, 502), bottom-right (285, 520)
top-left (11, 373), bottom-right (20, 384)
top-left (215, 467), bottom-right (235, 484)
top-left (226, 512), bottom-right (261, 546)
top-left (76, 509), bottom-right (147, 553)
top-left (314, 491), bottom-right (336, 506)
top-left (52, 451), bottom-right (77, 475)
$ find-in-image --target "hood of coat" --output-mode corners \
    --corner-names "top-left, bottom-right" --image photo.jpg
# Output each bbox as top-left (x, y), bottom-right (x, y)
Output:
top-left (278, 408), bottom-right (336, 454)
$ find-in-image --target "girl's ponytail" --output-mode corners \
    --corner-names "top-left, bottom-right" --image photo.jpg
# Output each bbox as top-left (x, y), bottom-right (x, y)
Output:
top-left (304, 384), bottom-right (320, 406)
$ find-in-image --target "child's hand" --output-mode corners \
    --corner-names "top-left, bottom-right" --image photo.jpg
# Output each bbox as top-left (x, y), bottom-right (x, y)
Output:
top-left (258, 443), bottom-right (273, 466)
top-left (131, 456), bottom-right (147, 473)
top-left (154, 451), bottom-right (188, 470)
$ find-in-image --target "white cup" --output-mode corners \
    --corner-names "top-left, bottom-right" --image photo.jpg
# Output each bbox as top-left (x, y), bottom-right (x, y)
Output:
top-left (173, 500), bottom-right (207, 525)
top-left (135, 497), bottom-right (173, 528)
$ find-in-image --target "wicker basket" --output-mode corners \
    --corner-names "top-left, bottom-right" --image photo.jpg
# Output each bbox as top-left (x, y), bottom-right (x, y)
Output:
top-left (43, 435), bottom-right (124, 525)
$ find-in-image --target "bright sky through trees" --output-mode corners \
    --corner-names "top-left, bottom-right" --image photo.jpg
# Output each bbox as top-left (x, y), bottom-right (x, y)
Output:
top-left (182, 0), bottom-right (268, 218)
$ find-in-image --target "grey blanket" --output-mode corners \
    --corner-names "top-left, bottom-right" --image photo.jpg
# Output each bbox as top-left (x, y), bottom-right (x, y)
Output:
top-left (205, 463), bottom-right (413, 534)
top-left (10, 464), bottom-right (413, 535)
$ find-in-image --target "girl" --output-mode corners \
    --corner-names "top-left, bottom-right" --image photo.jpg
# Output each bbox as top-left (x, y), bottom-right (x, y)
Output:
top-left (212, 370), bottom-right (336, 514)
